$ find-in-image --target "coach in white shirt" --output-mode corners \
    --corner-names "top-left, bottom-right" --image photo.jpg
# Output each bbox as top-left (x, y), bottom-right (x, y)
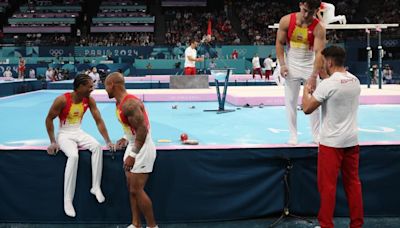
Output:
top-left (3, 67), bottom-right (13, 80)
top-left (263, 54), bottom-right (274, 80)
top-left (302, 45), bottom-right (363, 228)
top-left (252, 53), bottom-right (262, 79)
top-left (184, 39), bottom-right (204, 75)
top-left (89, 67), bottom-right (100, 88)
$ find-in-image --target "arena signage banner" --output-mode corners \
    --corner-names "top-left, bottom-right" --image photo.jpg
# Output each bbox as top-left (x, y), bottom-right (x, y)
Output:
top-left (74, 46), bottom-right (153, 58)
top-left (39, 46), bottom-right (75, 57)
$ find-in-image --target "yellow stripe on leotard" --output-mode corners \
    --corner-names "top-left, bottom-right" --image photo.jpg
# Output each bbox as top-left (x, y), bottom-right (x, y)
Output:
top-left (66, 103), bottom-right (84, 125)
top-left (289, 26), bottom-right (310, 49)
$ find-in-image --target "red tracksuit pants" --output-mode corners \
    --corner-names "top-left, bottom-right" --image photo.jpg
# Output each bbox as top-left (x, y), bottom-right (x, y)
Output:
top-left (318, 144), bottom-right (364, 228)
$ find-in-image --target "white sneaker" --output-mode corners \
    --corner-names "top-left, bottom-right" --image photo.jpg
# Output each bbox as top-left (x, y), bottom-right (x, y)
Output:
top-left (90, 188), bottom-right (105, 203)
top-left (64, 200), bottom-right (76, 217)
top-left (127, 224), bottom-right (139, 228)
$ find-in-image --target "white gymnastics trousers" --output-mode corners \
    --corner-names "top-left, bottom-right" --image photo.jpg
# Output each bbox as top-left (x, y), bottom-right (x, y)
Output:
top-left (57, 128), bottom-right (103, 203)
top-left (285, 49), bottom-right (320, 143)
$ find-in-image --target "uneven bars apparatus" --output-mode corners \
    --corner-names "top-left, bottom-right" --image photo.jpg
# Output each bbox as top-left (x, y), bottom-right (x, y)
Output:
top-left (268, 23), bottom-right (399, 89)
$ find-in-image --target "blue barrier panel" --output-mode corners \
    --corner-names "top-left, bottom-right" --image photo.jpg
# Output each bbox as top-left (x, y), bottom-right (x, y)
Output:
top-left (221, 45), bottom-right (276, 59)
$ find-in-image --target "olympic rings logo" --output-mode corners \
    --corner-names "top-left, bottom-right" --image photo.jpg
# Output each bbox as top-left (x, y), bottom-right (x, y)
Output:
top-left (49, 49), bottom-right (64, 57)
top-left (383, 40), bottom-right (398, 47)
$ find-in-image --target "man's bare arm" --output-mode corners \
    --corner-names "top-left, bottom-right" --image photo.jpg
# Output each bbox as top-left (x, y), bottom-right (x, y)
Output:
top-left (45, 96), bottom-right (65, 144)
top-left (276, 15), bottom-right (289, 68)
top-left (123, 99), bottom-right (148, 153)
top-left (302, 82), bottom-right (321, 114)
top-left (311, 23), bottom-right (326, 79)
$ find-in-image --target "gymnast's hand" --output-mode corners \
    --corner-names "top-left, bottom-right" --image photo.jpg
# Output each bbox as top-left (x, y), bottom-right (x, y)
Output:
top-left (280, 65), bottom-right (288, 78)
top-left (107, 141), bottom-right (116, 152)
top-left (124, 156), bottom-right (135, 171)
top-left (116, 137), bottom-right (128, 150)
top-left (47, 142), bottom-right (60, 155)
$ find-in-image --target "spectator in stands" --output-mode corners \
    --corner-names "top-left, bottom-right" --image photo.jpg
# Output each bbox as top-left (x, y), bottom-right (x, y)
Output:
top-left (3, 67), bottom-right (14, 81)
top-left (231, 49), bottom-right (238, 59)
top-left (45, 67), bottom-right (55, 81)
top-left (184, 39), bottom-right (204, 75)
top-left (29, 68), bottom-right (36, 79)
top-left (383, 64), bottom-right (393, 84)
top-left (55, 68), bottom-right (64, 81)
top-left (89, 67), bottom-right (101, 88)
top-left (234, 1), bottom-right (290, 45)
top-left (232, 35), bottom-right (241, 44)
top-left (263, 54), bottom-right (274, 80)
top-left (63, 69), bottom-right (71, 80)
top-left (45, 74), bottom-right (115, 218)
top-left (252, 53), bottom-right (262, 79)
top-left (18, 57), bottom-right (26, 79)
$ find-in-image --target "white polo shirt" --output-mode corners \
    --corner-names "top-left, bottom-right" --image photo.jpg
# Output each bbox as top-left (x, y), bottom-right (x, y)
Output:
top-left (313, 71), bottom-right (361, 148)
top-left (263, 58), bottom-right (274, 70)
top-left (252, 56), bottom-right (261, 69)
top-left (89, 72), bottom-right (100, 88)
top-left (184, 46), bottom-right (197, 68)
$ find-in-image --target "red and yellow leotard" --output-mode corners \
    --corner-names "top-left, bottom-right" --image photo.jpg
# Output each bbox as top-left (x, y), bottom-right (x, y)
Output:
top-left (287, 13), bottom-right (319, 50)
top-left (116, 94), bottom-right (150, 141)
top-left (286, 13), bottom-right (320, 78)
top-left (59, 92), bottom-right (89, 128)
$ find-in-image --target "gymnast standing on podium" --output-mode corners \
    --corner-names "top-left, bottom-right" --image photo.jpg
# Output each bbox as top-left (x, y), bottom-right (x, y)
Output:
top-left (275, 0), bottom-right (326, 145)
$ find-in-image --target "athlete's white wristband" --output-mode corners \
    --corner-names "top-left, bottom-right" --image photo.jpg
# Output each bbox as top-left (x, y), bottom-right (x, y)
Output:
top-left (129, 146), bottom-right (139, 158)
top-left (129, 151), bottom-right (137, 158)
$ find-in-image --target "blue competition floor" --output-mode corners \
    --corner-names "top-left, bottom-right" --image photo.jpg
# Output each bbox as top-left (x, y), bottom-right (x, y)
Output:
top-left (0, 90), bottom-right (399, 147)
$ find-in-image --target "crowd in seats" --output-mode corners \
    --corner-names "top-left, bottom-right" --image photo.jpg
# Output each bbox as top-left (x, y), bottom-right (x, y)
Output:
top-left (77, 32), bottom-right (154, 46)
top-left (233, 1), bottom-right (289, 45)
top-left (2, 0), bottom-right (400, 47)
top-left (7, 33), bottom-right (74, 46)
top-left (1, 0), bottom-right (80, 46)
top-left (27, 0), bottom-right (81, 7)
top-left (84, 0), bottom-right (153, 46)
top-left (164, 8), bottom-right (239, 45)
top-left (364, 0), bottom-right (400, 37)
